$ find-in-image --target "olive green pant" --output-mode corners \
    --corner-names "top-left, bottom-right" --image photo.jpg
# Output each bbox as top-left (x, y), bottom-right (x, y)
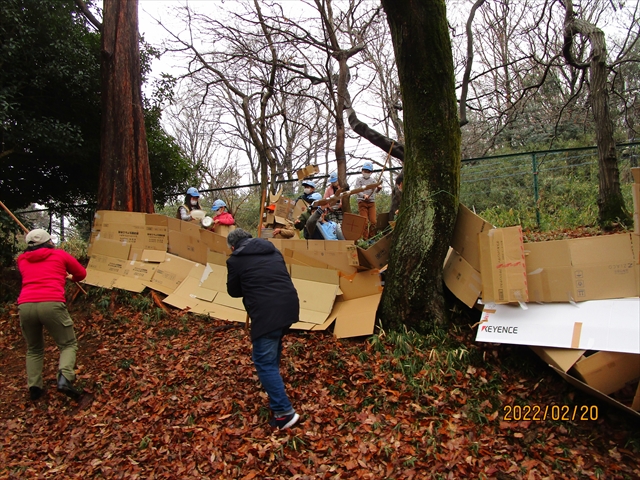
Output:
top-left (19, 302), bottom-right (78, 389)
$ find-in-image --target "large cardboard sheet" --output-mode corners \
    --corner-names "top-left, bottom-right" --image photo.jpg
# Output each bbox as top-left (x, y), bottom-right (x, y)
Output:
top-left (476, 298), bottom-right (640, 354)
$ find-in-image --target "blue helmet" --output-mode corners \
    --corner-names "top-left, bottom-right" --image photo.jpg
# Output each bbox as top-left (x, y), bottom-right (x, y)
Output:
top-left (302, 179), bottom-right (316, 189)
top-left (309, 192), bottom-right (322, 202)
top-left (211, 199), bottom-right (227, 211)
top-left (329, 171), bottom-right (338, 184)
top-left (362, 162), bottom-right (373, 172)
top-left (187, 187), bottom-right (200, 197)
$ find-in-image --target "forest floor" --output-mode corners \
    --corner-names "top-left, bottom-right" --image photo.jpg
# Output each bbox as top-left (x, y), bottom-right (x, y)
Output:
top-left (1, 235), bottom-right (639, 479)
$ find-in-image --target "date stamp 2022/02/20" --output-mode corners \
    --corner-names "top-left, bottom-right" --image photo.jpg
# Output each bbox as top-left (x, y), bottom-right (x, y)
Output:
top-left (502, 404), bottom-right (599, 421)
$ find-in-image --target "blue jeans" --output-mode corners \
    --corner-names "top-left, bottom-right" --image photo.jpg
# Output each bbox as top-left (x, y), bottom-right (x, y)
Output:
top-left (252, 328), bottom-right (294, 417)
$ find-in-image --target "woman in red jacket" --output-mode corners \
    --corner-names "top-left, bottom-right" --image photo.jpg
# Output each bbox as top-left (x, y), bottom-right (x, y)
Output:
top-left (17, 229), bottom-right (87, 400)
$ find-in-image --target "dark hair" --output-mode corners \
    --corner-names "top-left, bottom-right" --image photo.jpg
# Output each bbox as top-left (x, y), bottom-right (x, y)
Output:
top-left (227, 228), bottom-right (252, 249)
top-left (395, 171), bottom-right (404, 186)
top-left (26, 242), bottom-right (54, 252)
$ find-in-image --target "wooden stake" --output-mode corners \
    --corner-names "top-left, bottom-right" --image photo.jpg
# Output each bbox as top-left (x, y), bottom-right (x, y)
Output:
top-left (0, 200), bottom-right (28, 233)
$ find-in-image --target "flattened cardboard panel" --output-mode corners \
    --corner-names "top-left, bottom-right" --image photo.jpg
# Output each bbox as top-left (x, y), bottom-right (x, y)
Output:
top-left (128, 248), bottom-right (143, 262)
top-left (572, 352), bottom-right (640, 395)
top-left (324, 240), bottom-right (354, 252)
top-left (121, 261), bottom-right (157, 281)
top-left (339, 270), bottom-right (382, 301)
top-left (526, 266), bottom-right (574, 303)
top-left (213, 224), bottom-right (236, 237)
top-left (87, 254), bottom-right (127, 275)
top-left (307, 240), bottom-right (325, 252)
top-left (144, 225), bottom-right (168, 250)
top-left (200, 264), bottom-right (228, 291)
top-left (141, 250), bottom-right (166, 263)
top-left (342, 213), bottom-right (367, 241)
top-left (90, 237), bottom-right (131, 260)
top-left (181, 220), bottom-right (202, 239)
top-left (82, 269), bottom-right (116, 289)
top-left (302, 250), bottom-right (358, 274)
top-left (451, 204), bottom-right (494, 272)
top-left (290, 264), bottom-right (339, 284)
top-left (551, 366), bottom-right (640, 417)
top-left (443, 248), bottom-right (482, 308)
top-left (290, 321), bottom-right (316, 331)
top-left (357, 232), bottom-right (393, 270)
top-left (146, 254), bottom-right (196, 295)
top-left (476, 298), bottom-right (640, 354)
top-left (167, 217), bottom-right (182, 232)
top-left (289, 250), bottom-right (331, 268)
top-left (296, 164), bottom-right (319, 179)
top-left (99, 224), bottom-right (146, 247)
top-left (291, 199), bottom-right (308, 223)
top-left (112, 277), bottom-right (146, 293)
top-left (213, 291), bottom-right (246, 310)
top-left (200, 229), bottom-right (231, 255)
top-left (95, 211), bottom-right (146, 226)
top-left (530, 346), bottom-right (586, 372)
top-left (332, 294), bottom-right (381, 339)
top-left (479, 226), bottom-right (528, 304)
top-left (207, 251), bottom-right (228, 266)
top-left (203, 303), bottom-right (247, 323)
top-left (168, 230), bottom-right (208, 264)
top-left (145, 214), bottom-right (168, 226)
top-left (300, 310), bottom-right (332, 324)
top-left (293, 278), bottom-right (339, 313)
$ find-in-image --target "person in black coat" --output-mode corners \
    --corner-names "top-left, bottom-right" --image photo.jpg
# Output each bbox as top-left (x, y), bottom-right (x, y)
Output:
top-left (226, 229), bottom-right (301, 430)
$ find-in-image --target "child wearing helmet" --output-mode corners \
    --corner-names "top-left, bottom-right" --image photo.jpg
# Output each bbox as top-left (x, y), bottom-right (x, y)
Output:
top-left (293, 192), bottom-right (322, 238)
top-left (323, 171), bottom-right (348, 224)
top-left (177, 187), bottom-right (202, 221)
top-left (354, 161), bottom-right (382, 239)
top-left (210, 199), bottom-right (235, 227)
top-left (297, 179), bottom-right (317, 205)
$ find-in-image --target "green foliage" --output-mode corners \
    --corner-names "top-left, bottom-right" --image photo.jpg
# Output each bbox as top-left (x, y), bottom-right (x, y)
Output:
top-left (461, 145), bottom-right (637, 231)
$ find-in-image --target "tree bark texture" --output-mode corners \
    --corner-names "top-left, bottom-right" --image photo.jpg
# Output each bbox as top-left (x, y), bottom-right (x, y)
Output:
top-left (379, 0), bottom-right (461, 332)
top-left (563, 9), bottom-right (629, 225)
top-left (98, 0), bottom-right (154, 212)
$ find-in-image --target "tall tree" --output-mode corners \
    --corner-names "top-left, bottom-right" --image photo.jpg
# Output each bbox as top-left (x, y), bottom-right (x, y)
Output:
top-left (563, 0), bottom-right (631, 226)
top-left (378, 0), bottom-right (461, 330)
top-left (97, 0), bottom-right (154, 212)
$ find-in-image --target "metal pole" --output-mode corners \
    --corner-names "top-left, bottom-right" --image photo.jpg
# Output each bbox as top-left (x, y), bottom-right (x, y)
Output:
top-left (532, 153), bottom-right (540, 228)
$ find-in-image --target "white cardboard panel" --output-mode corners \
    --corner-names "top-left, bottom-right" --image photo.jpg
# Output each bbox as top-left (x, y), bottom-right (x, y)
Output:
top-left (476, 298), bottom-right (640, 354)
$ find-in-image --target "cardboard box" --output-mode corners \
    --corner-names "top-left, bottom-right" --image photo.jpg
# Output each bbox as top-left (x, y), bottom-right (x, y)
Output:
top-left (357, 232), bottom-right (393, 270)
top-left (296, 164), bottom-right (319, 180)
top-left (476, 298), bottom-right (640, 353)
top-left (291, 199), bottom-right (308, 223)
top-left (213, 224), bottom-right (236, 237)
top-left (443, 248), bottom-right (482, 308)
top-left (94, 210), bottom-right (146, 226)
top-left (525, 234), bottom-right (638, 302)
top-left (168, 230), bottom-right (208, 265)
top-left (632, 167), bottom-right (640, 183)
top-left (290, 265), bottom-right (340, 324)
top-left (572, 351), bottom-right (640, 395)
top-left (342, 213), bottom-right (366, 241)
top-left (451, 204), bottom-right (494, 272)
top-left (145, 254), bottom-right (197, 295)
top-left (200, 229), bottom-right (232, 256)
top-left (479, 226), bottom-right (528, 304)
top-left (339, 269), bottom-right (382, 300)
top-left (327, 293), bottom-right (382, 339)
top-left (274, 197), bottom-right (294, 220)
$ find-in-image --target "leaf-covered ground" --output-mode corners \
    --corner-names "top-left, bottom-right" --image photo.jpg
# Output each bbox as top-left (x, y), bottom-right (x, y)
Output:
top-left (1, 287), bottom-right (639, 479)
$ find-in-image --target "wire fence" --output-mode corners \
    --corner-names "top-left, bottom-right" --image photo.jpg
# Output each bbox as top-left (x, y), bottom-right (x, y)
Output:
top-left (8, 142), bottom-right (640, 238)
top-left (460, 142), bottom-right (640, 230)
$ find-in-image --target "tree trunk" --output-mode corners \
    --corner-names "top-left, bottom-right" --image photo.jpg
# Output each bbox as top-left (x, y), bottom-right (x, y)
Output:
top-left (379, 0), bottom-right (461, 332)
top-left (98, 0), bottom-right (154, 212)
top-left (562, 6), bottom-right (629, 226)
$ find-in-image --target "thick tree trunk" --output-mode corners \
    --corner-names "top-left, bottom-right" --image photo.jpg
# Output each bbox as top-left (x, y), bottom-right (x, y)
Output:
top-left (379, 0), bottom-right (461, 332)
top-left (98, 0), bottom-right (154, 212)
top-left (563, 7), bottom-right (629, 226)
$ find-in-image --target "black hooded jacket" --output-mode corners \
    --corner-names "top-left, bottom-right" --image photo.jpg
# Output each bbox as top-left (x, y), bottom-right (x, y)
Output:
top-left (226, 238), bottom-right (300, 340)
